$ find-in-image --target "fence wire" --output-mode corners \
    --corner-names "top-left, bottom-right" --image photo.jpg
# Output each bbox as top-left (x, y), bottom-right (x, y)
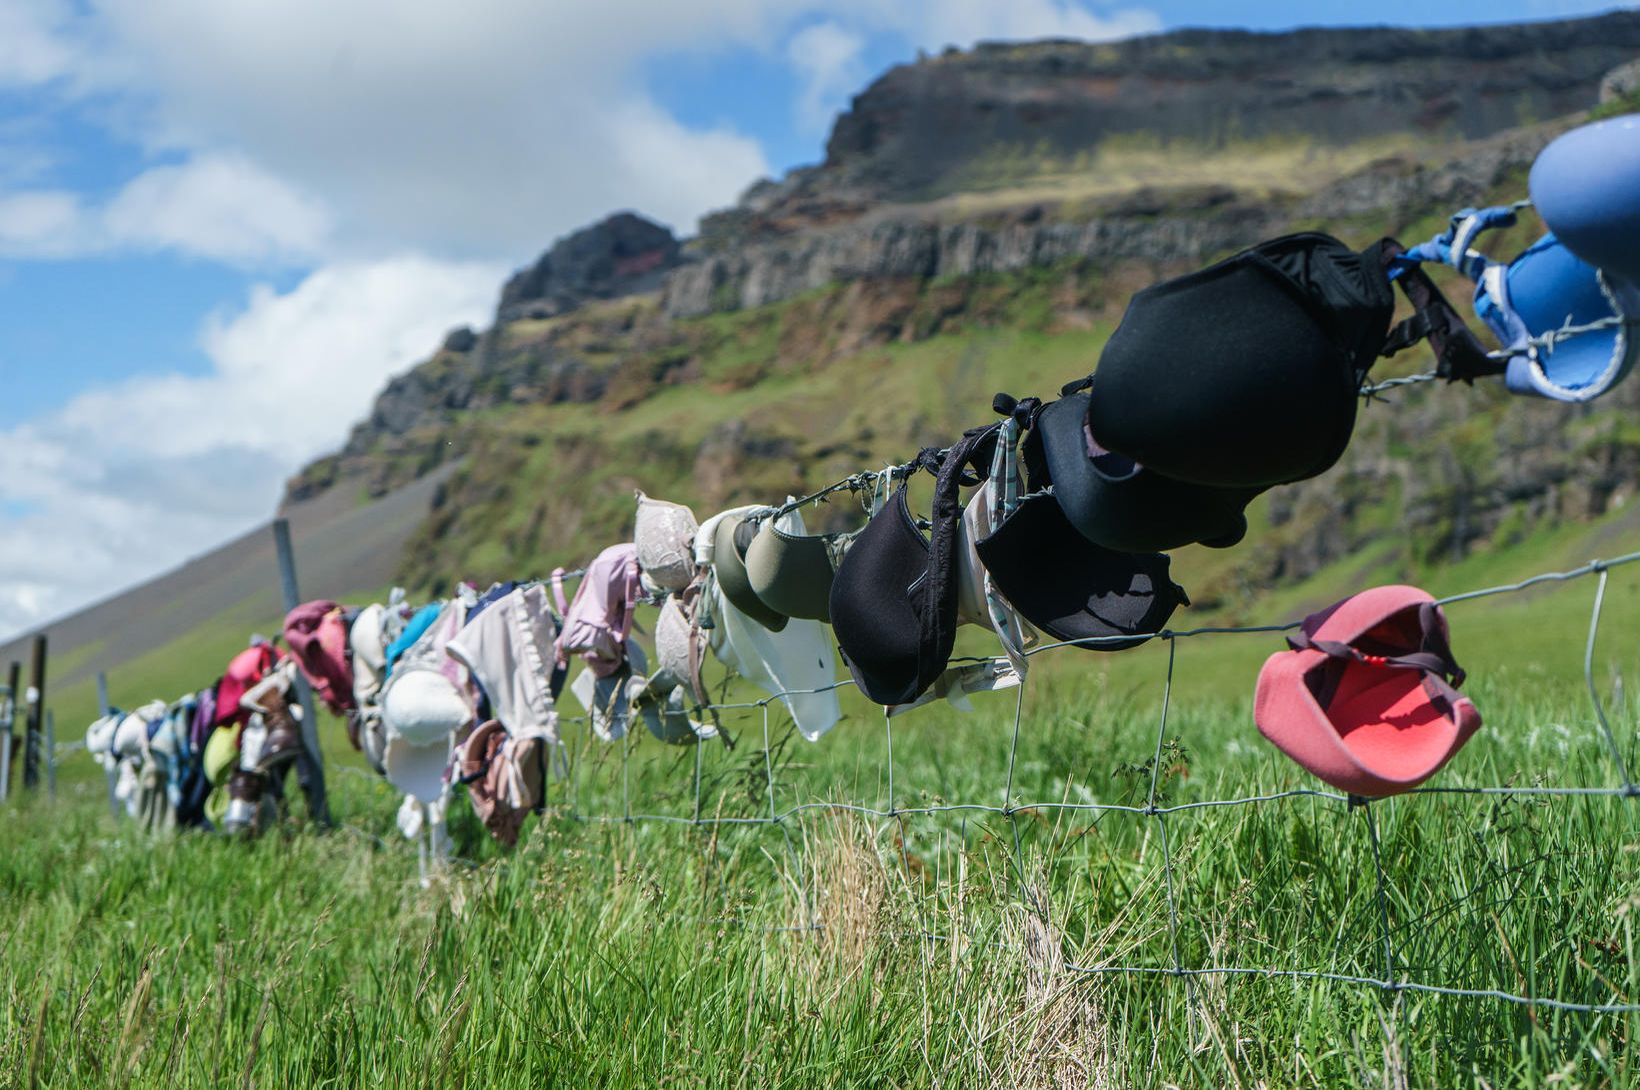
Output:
top-left (448, 545), bottom-right (1640, 1017)
top-left (71, 546), bottom-right (1640, 1019)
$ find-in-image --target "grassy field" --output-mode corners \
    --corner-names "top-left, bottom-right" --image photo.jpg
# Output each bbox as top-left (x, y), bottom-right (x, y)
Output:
top-left (7, 537), bottom-right (1640, 1088)
top-left (11, 140), bottom-right (1640, 1082)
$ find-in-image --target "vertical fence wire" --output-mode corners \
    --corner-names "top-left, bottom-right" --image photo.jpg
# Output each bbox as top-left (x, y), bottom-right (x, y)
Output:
top-left (621, 718), bottom-right (632, 823)
top-left (1362, 800), bottom-right (1396, 988)
top-left (883, 709), bottom-right (896, 816)
top-left (692, 732), bottom-right (704, 826)
top-left (1146, 638), bottom-right (1199, 1033)
top-left (101, 546), bottom-right (1640, 1014)
top-left (1583, 567), bottom-right (1634, 792)
top-left (761, 702), bottom-right (778, 823)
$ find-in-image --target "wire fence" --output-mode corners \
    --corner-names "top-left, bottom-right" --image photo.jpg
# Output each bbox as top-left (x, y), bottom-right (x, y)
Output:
top-left (63, 542), bottom-right (1640, 1020)
top-left (407, 545), bottom-right (1640, 1018)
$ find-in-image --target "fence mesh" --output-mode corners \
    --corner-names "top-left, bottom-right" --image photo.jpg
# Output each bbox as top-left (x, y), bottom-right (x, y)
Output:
top-left (358, 547), bottom-right (1640, 1018)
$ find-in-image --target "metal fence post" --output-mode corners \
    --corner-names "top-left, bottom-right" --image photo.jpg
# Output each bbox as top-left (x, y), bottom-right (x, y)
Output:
top-left (98, 672), bottom-right (119, 819)
top-left (23, 634), bottom-right (45, 789)
top-left (0, 661), bottom-right (15, 803)
top-left (45, 709), bottom-right (55, 800)
top-left (272, 518), bottom-right (331, 826)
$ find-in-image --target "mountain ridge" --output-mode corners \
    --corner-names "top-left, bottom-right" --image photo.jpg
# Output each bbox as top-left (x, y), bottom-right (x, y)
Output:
top-left (270, 12), bottom-right (1640, 620)
top-left (709, 10), bottom-right (1640, 240)
top-left (296, 11), bottom-right (1640, 496)
top-left (19, 14), bottom-right (1640, 730)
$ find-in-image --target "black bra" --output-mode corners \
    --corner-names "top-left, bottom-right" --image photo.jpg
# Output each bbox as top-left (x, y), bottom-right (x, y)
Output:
top-left (975, 492), bottom-right (1187, 651)
top-left (829, 426), bottom-right (998, 705)
top-left (1029, 392), bottom-right (1254, 553)
top-left (1084, 232), bottom-right (1486, 490)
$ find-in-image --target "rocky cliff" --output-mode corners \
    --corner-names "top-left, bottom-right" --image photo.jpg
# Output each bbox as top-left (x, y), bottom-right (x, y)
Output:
top-left (701, 11), bottom-right (1640, 240)
top-left (495, 212), bottom-right (681, 323)
top-left (284, 13), bottom-right (1640, 609)
top-left (662, 121), bottom-right (1559, 318)
top-left (669, 12), bottom-right (1640, 317)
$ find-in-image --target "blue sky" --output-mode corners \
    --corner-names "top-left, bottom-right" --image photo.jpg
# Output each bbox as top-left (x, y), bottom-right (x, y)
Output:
top-left (0, 0), bottom-right (1630, 639)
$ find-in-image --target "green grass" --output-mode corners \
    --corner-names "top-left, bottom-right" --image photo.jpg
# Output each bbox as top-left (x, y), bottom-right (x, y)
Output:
top-left (9, 552), bottom-right (1640, 1087)
top-left (14, 98), bottom-right (1640, 1086)
top-left (1591, 90), bottom-right (1640, 123)
top-left (23, 249), bottom-right (1640, 1089)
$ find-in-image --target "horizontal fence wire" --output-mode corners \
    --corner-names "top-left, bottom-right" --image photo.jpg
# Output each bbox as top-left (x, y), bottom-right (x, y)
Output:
top-left (489, 545), bottom-right (1640, 1015)
top-left (76, 545), bottom-right (1640, 1016)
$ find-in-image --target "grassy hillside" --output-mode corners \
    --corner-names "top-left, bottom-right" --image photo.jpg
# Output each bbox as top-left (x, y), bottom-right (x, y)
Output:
top-left (8, 546), bottom-right (1640, 1086)
top-left (11, 49), bottom-right (1640, 1087)
top-left (7, 471), bottom-right (450, 745)
top-left (377, 162), bottom-right (1626, 625)
top-left (40, 138), bottom-right (1640, 783)
top-left (26, 287), bottom-right (1640, 1080)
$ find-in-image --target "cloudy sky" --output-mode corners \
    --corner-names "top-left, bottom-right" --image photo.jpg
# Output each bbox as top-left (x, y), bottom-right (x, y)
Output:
top-left (0, 0), bottom-right (1620, 640)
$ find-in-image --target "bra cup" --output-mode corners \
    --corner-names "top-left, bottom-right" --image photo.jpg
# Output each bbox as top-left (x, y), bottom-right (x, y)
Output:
top-left (711, 514), bottom-right (789, 632)
top-left (975, 494), bottom-right (1183, 651)
top-left (733, 516), bottom-right (758, 556)
top-left (1038, 393), bottom-right (1260, 552)
top-left (1091, 259), bottom-right (1354, 488)
top-left (1088, 234), bottom-right (1390, 489)
top-left (832, 424), bottom-right (997, 705)
top-left (1501, 236), bottom-right (1636, 399)
top-left (1530, 113), bottom-right (1640, 284)
top-left (829, 489), bottom-right (931, 705)
top-left (746, 520), bottom-right (838, 622)
top-left (1070, 464), bottom-right (1257, 553)
top-left (633, 491), bottom-right (699, 593)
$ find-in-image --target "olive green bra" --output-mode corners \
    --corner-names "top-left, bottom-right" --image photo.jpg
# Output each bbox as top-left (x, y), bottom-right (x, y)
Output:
top-left (710, 513), bottom-right (788, 632)
top-left (745, 517), bottom-right (859, 624)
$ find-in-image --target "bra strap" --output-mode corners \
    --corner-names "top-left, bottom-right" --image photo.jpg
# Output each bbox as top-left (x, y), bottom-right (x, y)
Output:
top-left (1371, 236), bottom-right (1502, 383)
top-left (1287, 601), bottom-right (1467, 709)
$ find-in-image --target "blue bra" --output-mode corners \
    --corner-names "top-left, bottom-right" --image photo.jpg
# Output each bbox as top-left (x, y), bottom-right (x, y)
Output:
top-left (1404, 205), bottom-right (1640, 403)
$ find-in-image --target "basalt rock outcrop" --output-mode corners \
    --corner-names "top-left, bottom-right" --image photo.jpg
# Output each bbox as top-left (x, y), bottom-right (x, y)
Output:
top-left (495, 212), bottom-right (682, 323)
top-left (1603, 58), bottom-right (1640, 104)
top-left (288, 9), bottom-right (1640, 593)
top-left (666, 13), bottom-right (1639, 315)
top-left (745, 13), bottom-right (1640, 227)
top-left (663, 120), bottom-right (1564, 319)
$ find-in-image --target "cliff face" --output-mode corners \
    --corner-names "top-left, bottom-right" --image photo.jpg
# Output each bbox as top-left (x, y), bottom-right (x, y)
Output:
top-left (665, 192), bottom-right (1262, 318)
top-left (495, 212), bottom-right (681, 323)
top-left (671, 13), bottom-right (1640, 316)
top-left (663, 121), bottom-right (1558, 318)
top-left (284, 13), bottom-right (1640, 605)
top-left (776, 13), bottom-right (1640, 216)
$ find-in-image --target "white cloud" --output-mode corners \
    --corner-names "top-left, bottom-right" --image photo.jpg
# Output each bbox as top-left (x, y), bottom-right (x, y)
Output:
top-left (78, 0), bottom-right (782, 252)
top-left (788, 21), bottom-right (869, 135)
top-left (0, 153), bottom-right (331, 263)
top-left (607, 101), bottom-right (778, 230)
top-left (0, 0), bottom-right (79, 88)
top-left (0, 0), bottom-right (1169, 639)
top-left (905, 0), bottom-right (1162, 47)
top-left (0, 189), bottom-right (85, 254)
top-left (5, 1), bottom-right (1160, 260)
top-left (104, 153), bottom-right (332, 263)
top-left (0, 255), bottom-right (501, 638)
top-left (194, 257), bottom-right (501, 452)
top-left (1, 1), bottom-right (788, 261)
